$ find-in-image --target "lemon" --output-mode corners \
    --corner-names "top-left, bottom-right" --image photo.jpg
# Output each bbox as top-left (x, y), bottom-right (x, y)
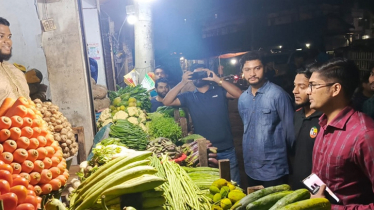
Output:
top-left (128, 97), bottom-right (137, 103)
top-left (209, 186), bottom-right (220, 195)
top-left (213, 193), bottom-right (222, 203)
top-left (220, 198), bottom-right (232, 210)
top-left (128, 102), bottom-right (137, 107)
top-left (120, 105), bottom-right (125, 110)
top-left (112, 97), bottom-right (122, 106)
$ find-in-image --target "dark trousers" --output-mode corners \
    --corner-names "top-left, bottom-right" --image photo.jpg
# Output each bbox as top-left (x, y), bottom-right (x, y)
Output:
top-left (247, 175), bottom-right (289, 188)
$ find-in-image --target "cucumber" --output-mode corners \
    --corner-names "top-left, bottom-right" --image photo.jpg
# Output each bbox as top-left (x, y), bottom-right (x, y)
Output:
top-left (142, 196), bottom-right (166, 208)
top-left (278, 198), bottom-right (331, 210)
top-left (246, 191), bottom-right (293, 210)
top-left (230, 184), bottom-right (291, 210)
top-left (269, 188), bottom-right (310, 210)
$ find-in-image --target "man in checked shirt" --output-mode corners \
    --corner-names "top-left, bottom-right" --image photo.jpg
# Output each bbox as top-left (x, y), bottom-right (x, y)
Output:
top-left (307, 58), bottom-right (374, 209)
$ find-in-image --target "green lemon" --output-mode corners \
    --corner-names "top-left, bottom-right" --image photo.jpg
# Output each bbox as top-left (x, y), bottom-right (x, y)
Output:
top-left (112, 97), bottom-right (121, 106)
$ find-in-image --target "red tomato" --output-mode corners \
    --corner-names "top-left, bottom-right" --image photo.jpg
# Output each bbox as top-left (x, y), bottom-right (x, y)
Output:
top-left (15, 203), bottom-right (35, 210)
top-left (0, 162), bottom-right (13, 173)
top-left (0, 179), bottom-right (10, 194)
top-left (26, 190), bottom-right (36, 197)
top-left (0, 193), bottom-right (18, 210)
top-left (0, 170), bottom-right (12, 186)
top-left (21, 195), bottom-right (38, 208)
top-left (12, 177), bottom-right (29, 188)
top-left (10, 185), bottom-right (27, 203)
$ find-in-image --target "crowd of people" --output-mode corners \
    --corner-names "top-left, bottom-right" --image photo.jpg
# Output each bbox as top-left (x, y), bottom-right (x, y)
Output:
top-left (150, 51), bottom-right (374, 209)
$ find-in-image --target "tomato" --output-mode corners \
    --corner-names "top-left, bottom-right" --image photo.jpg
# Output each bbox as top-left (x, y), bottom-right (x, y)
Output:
top-left (15, 203), bottom-right (35, 210)
top-left (12, 177), bottom-right (29, 188)
top-left (26, 190), bottom-right (36, 197)
top-left (0, 162), bottom-right (13, 173)
top-left (0, 179), bottom-right (10, 194)
top-left (10, 185), bottom-right (27, 203)
top-left (0, 193), bottom-right (18, 210)
top-left (0, 170), bottom-right (12, 186)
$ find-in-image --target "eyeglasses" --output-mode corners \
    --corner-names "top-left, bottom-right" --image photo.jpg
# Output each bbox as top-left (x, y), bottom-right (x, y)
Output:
top-left (308, 83), bottom-right (335, 92)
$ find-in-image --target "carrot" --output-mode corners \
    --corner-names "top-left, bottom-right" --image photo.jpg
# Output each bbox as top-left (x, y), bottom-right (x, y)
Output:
top-left (9, 127), bottom-right (21, 140)
top-left (19, 173), bottom-right (31, 182)
top-left (11, 163), bottom-right (22, 174)
top-left (25, 108), bottom-right (36, 118)
top-left (40, 128), bottom-right (49, 137)
top-left (27, 149), bottom-right (39, 162)
top-left (10, 116), bottom-right (23, 128)
top-left (49, 167), bottom-right (61, 179)
top-left (27, 185), bottom-right (35, 192)
top-left (0, 152), bottom-right (13, 164)
top-left (21, 160), bottom-right (34, 173)
top-left (44, 146), bottom-right (55, 158)
top-left (63, 170), bottom-right (69, 179)
top-left (0, 129), bottom-right (10, 142)
top-left (0, 98), bottom-right (15, 116)
top-left (36, 136), bottom-right (47, 147)
top-left (13, 148), bottom-right (28, 163)
top-left (31, 118), bottom-right (41, 128)
top-left (12, 174), bottom-right (21, 180)
top-left (39, 169), bottom-right (52, 185)
top-left (31, 127), bottom-right (41, 138)
top-left (28, 99), bottom-right (35, 107)
top-left (5, 105), bottom-right (28, 118)
top-left (42, 157), bottom-right (52, 169)
top-left (56, 175), bottom-right (67, 186)
top-left (40, 183), bottom-right (52, 195)
top-left (0, 144), bottom-right (3, 153)
top-left (20, 127), bottom-right (33, 139)
top-left (34, 185), bottom-right (42, 196)
top-left (32, 160), bottom-right (44, 173)
top-left (12, 97), bottom-right (29, 108)
top-left (29, 172), bottom-right (41, 185)
top-left (0, 116), bottom-right (12, 130)
top-left (51, 142), bottom-right (61, 153)
top-left (21, 117), bottom-right (33, 128)
top-left (36, 148), bottom-right (47, 160)
top-left (50, 156), bottom-right (60, 168)
top-left (36, 196), bottom-right (42, 209)
top-left (28, 138), bottom-right (39, 150)
top-left (3, 140), bottom-right (17, 153)
top-left (16, 137), bottom-right (30, 149)
top-left (0, 162), bottom-right (13, 173)
top-left (49, 179), bottom-right (61, 191)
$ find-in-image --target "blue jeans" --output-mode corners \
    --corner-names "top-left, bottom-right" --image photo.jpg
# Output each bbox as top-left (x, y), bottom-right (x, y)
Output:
top-left (217, 147), bottom-right (241, 186)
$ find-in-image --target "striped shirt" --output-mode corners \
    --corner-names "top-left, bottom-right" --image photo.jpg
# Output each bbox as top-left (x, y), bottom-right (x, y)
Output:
top-left (312, 106), bottom-right (374, 210)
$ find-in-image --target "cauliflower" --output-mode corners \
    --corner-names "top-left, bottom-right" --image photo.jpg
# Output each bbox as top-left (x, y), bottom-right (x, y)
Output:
top-left (126, 107), bottom-right (139, 117)
top-left (98, 108), bottom-right (111, 123)
top-left (102, 119), bottom-right (113, 127)
top-left (113, 111), bottom-right (129, 120)
top-left (127, 117), bottom-right (139, 125)
top-left (138, 113), bottom-right (146, 123)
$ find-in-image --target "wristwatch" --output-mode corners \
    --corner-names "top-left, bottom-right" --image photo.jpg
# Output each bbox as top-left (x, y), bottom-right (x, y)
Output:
top-left (218, 78), bottom-right (223, 86)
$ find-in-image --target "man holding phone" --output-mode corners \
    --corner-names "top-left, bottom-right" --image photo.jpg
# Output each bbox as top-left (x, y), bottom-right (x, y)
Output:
top-left (163, 64), bottom-right (242, 185)
top-left (307, 58), bottom-right (374, 209)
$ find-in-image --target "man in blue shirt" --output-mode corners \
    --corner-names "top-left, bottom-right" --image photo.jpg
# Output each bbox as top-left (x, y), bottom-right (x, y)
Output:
top-left (238, 52), bottom-right (295, 187)
top-left (163, 64), bottom-right (243, 185)
top-left (150, 78), bottom-right (170, 112)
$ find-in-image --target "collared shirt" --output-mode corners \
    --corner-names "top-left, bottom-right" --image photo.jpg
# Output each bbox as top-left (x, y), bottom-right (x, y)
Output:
top-left (0, 62), bottom-right (30, 104)
top-left (363, 96), bottom-right (374, 119)
top-left (150, 97), bottom-right (164, 112)
top-left (177, 85), bottom-right (234, 151)
top-left (238, 81), bottom-right (295, 181)
top-left (312, 106), bottom-right (374, 210)
top-left (291, 108), bottom-right (322, 190)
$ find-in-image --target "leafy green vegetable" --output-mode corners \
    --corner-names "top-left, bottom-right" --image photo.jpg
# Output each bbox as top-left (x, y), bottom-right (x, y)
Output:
top-left (109, 85), bottom-right (151, 111)
top-left (109, 119), bottom-right (149, 150)
top-left (147, 113), bottom-right (182, 144)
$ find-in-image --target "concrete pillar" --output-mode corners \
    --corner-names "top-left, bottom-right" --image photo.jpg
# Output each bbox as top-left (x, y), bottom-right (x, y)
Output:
top-left (134, 1), bottom-right (155, 82)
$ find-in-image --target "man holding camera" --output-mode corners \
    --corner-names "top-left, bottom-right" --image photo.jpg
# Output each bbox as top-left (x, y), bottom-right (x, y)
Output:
top-left (163, 64), bottom-right (242, 185)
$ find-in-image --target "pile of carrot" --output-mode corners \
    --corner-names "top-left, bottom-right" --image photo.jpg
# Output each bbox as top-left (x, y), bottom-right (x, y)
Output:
top-left (0, 97), bottom-right (69, 210)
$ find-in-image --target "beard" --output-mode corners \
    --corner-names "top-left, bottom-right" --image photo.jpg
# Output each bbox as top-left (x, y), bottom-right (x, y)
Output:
top-left (0, 50), bottom-right (12, 61)
top-left (295, 101), bottom-right (310, 109)
top-left (193, 79), bottom-right (210, 88)
top-left (157, 92), bottom-right (167, 98)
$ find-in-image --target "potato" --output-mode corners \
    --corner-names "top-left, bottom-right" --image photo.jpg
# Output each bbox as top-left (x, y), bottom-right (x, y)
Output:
top-left (66, 140), bottom-right (72, 145)
top-left (61, 143), bottom-right (67, 148)
top-left (45, 111), bottom-right (52, 117)
top-left (70, 149), bottom-right (77, 156)
top-left (44, 117), bottom-right (51, 122)
top-left (60, 134), bottom-right (68, 142)
top-left (63, 153), bottom-right (69, 159)
top-left (53, 134), bottom-right (61, 142)
top-left (55, 120), bottom-right (62, 125)
top-left (48, 125), bottom-right (54, 132)
top-left (63, 147), bottom-right (70, 153)
top-left (50, 117), bottom-right (56, 123)
top-left (45, 102), bottom-right (52, 106)
top-left (61, 128), bottom-right (68, 135)
top-left (51, 109), bottom-right (58, 114)
top-left (67, 131), bottom-right (74, 139)
top-left (54, 125), bottom-right (63, 132)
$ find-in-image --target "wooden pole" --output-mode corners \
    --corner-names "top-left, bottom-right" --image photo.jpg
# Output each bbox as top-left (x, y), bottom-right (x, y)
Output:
top-left (219, 159), bottom-right (231, 181)
top-left (196, 138), bottom-right (208, 167)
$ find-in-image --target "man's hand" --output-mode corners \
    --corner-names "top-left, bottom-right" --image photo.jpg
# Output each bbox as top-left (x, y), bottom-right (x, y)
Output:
top-left (201, 69), bottom-right (220, 83)
top-left (311, 184), bottom-right (326, 199)
top-left (182, 71), bottom-right (193, 84)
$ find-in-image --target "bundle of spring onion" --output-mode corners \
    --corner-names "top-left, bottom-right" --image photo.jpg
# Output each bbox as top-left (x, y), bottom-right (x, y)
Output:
top-left (150, 155), bottom-right (212, 210)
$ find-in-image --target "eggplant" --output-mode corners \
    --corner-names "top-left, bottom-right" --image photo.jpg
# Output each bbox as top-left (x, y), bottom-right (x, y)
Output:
top-left (208, 153), bottom-right (217, 158)
top-left (208, 158), bottom-right (219, 165)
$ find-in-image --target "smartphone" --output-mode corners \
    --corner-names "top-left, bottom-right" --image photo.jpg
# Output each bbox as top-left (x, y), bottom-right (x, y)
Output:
top-left (302, 173), bottom-right (340, 203)
top-left (190, 71), bottom-right (208, 80)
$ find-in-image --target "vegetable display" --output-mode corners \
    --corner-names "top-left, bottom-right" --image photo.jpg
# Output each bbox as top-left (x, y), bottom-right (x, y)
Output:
top-left (207, 178), bottom-right (246, 210)
top-left (68, 151), bottom-right (165, 210)
top-left (33, 99), bottom-right (78, 159)
top-left (109, 85), bottom-right (151, 112)
top-left (109, 120), bottom-right (148, 150)
top-left (147, 113), bottom-right (182, 144)
top-left (182, 167), bottom-right (220, 190)
top-left (146, 137), bottom-right (183, 159)
top-left (0, 97), bottom-right (69, 210)
top-left (150, 155), bottom-right (212, 210)
top-left (182, 140), bottom-right (219, 167)
top-left (229, 184), bottom-right (330, 210)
